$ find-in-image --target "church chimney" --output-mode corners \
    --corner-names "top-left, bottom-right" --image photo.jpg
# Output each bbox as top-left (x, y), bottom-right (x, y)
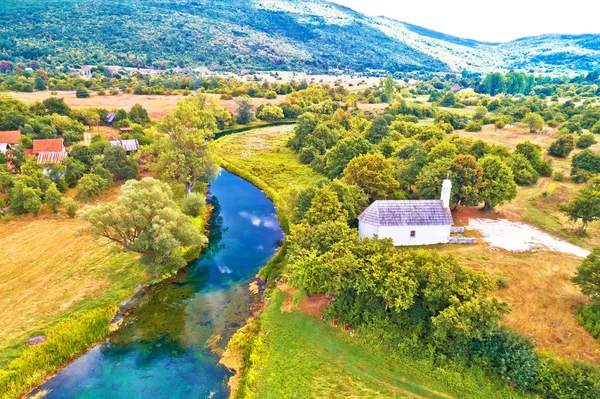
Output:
top-left (441, 178), bottom-right (452, 208)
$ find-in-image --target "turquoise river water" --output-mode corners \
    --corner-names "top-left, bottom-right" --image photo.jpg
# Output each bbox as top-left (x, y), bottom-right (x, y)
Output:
top-left (31, 170), bottom-right (284, 398)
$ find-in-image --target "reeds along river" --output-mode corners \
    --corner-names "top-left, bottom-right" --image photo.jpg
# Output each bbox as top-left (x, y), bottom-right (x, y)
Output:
top-left (31, 170), bottom-right (284, 399)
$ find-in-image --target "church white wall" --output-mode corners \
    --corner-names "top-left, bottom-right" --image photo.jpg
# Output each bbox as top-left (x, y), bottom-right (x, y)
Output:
top-left (359, 222), bottom-right (451, 246)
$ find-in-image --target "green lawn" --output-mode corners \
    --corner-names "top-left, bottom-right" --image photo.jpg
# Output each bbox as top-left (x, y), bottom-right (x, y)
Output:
top-left (244, 290), bottom-right (527, 399)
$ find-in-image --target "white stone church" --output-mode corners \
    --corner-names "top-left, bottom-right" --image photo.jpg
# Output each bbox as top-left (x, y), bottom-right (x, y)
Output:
top-left (358, 179), bottom-right (454, 246)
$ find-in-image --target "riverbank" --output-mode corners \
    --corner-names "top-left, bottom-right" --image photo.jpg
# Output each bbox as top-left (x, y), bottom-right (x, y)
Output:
top-left (0, 192), bottom-right (211, 399)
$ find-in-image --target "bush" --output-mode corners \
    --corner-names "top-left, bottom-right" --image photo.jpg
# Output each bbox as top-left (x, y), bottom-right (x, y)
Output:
top-left (494, 119), bottom-right (506, 129)
top-left (264, 90), bottom-right (277, 99)
top-left (533, 352), bottom-right (600, 398)
top-left (75, 86), bottom-right (89, 98)
top-left (577, 134), bottom-right (598, 149)
top-left (469, 328), bottom-right (538, 389)
top-left (554, 171), bottom-right (565, 182)
top-left (76, 173), bottom-right (108, 200)
top-left (465, 121), bottom-right (483, 132)
top-left (62, 198), bottom-right (79, 218)
top-left (548, 135), bottom-right (575, 158)
top-left (182, 192), bottom-right (205, 217)
top-left (576, 304), bottom-right (600, 339)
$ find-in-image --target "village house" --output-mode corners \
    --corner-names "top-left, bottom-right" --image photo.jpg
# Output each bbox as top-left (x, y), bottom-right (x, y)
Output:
top-left (0, 130), bottom-right (21, 154)
top-left (118, 127), bottom-right (133, 134)
top-left (29, 139), bottom-right (68, 165)
top-left (110, 138), bottom-right (139, 155)
top-left (105, 112), bottom-right (116, 127)
top-left (358, 179), bottom-right (454, 246)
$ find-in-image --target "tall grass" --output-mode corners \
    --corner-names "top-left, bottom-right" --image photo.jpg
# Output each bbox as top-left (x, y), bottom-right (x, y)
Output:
top-left (0, 307), bottom-right (115, 399)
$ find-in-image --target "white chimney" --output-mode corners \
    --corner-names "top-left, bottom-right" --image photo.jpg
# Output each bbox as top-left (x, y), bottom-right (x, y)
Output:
top-left (441, 179), bottom-right (452, 209)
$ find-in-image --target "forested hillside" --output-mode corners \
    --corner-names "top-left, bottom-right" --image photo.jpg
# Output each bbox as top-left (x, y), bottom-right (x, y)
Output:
top-left (0, 0), bottom-right (599, 73)
top-left (0, 0), bottom-right (446, 72)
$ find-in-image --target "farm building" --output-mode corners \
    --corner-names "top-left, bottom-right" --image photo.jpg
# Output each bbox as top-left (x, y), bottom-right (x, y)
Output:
top-left (358, 179), bottom-right (454, 246)
top-left (110, 139), bottom-right (139, 154)
top-left (30, 139), bottom-right (68, 165)
top-left (119, 127), bottom-right (133, 134)
top-left (0, 130), bottom-right (21, 154)
top-left (105, 112), bottom-right (116, 127)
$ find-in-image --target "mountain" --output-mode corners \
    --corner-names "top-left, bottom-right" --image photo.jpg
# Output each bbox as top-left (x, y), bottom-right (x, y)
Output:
top-left (0, 0), bottom-right (598, 73)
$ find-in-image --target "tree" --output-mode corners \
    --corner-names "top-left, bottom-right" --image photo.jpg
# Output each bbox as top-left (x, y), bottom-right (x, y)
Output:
top-left (75, 85), bottom-right (90, 99)
top-left (577, 134), bottom-right (598, 149)
top-left (367, 117), bottom-right (390, 144)
top-left (573, 247), bottom-right (600, 301)
top-left (182, 192), bottom-right (205, 217)
top-left (153, 124), bottom-right (218, 193)
top-left (79, 107), bottom-right (100, 129)
top-left (548, 135), bottom-right (575, 158)
top-left (129, 104), bottom-right (150, 125)
top-left (257, 104), bottom-right (284, 122)
top-left (343, 153), bottom-right (399, 201)
top-left (45, 183), bottom-right (63, 212)
top-left (416, 158), bottom-right (452, 199)
top-left (324, 136), bottom-right (371, 179)
top-left (77, 173), bottom-right (109, 200)
top-left (451, 154), bottom-right (484, 207)
top-left (473, 106), bottom-right (488, 120)
top-left (383, 75), bottom-right (395, 100)
top-left (34, 75), bottom-right (46, 91)
top-left (63, 157), bottom-right (87, 187)
top-left (81, 178), bottom-right (206, 274)
top-left (235, 96), bottom-right (255, 124)
top-left (304, 186), bottom-right (348, 225)
top-left (560, 185), bottom-right (600, 234)
top-left (9, 180), bottom-right (42, 216)
top-left (508, 154), bottom-right (539, 186)
top-left (483, 73), bottom-right (506, 96)
top-left (480, 155), bottom-right (517, 210)
top-left (521, 113), bottom-right (544, 133)
top-left (42, 97), bottom-right (70, 116)
top-left (0, 60), bottom-right (14, 73)
top-left (102, 146), bottom-right (137, 181)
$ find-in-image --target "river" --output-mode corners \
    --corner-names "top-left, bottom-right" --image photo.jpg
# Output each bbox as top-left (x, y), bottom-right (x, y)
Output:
top-left (31, 170), bottom-right (284, 399)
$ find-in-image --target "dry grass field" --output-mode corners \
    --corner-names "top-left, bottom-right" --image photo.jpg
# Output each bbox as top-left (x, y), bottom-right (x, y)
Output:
top-left (5, 91), bottom-right (286, 120)
top-left (0, 214), bottom-right (145, 367)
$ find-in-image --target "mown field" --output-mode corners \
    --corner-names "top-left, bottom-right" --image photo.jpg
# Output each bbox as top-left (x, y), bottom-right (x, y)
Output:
top-left (0, 215), bottom-right (146, 368)
top-left (5, 91), bottom-right (285, 120)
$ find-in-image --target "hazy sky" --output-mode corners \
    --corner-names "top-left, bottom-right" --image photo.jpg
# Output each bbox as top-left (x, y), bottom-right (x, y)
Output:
top-left (329, 0), bottom-right (600, 42)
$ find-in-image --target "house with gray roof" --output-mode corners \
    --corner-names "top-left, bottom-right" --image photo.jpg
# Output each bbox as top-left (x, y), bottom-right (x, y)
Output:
top-left (358, 179), bottom-right (454, 246)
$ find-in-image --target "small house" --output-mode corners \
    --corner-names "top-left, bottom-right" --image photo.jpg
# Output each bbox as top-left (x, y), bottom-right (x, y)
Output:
top-left (0, 130), bottom-right (21, 154)
top-left (32, 139), bottom-right (68, 165)
top-left (451, 84), bottom-right (461, 92)
top-left (119, 127), bottom-right (133, 135)
top-left (110, 139), bottom-right (139, 154)
top-left (358, 179), bottom-right (454, 246)
top-left (105, 112), bottom-right (116, 127)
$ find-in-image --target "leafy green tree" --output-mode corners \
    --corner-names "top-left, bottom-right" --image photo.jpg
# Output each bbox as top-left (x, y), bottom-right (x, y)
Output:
top-left (70, 144), bottom-right (95, 167)
top-left (480, 155), bottom-right (517, 210)
top-left (483, 73), bottom-right (506, 96)
top-left (81, 178), bottom-right (206, 274)
top-left (76, 173), bottom-right (109, 200)
top-left (572, 149), bottom-right (600, 175)
top-left (63, 157), bottom-right (88, 187)
top-left (367, 117), bottom-right (390, 144)
top-left (235, 96), bottom-right (255, 124)
top-left (304, 185), bottom-right (348, 225)
top-left (344, 153), bottom-right (399, 201)
top-left (548, 135), bottom-right (575, 158)
top-left (573, 247), bottom-right (600, 301)
top-left (102, 146), bottom-right (137, 181)
top-left (290, 112), bottom-right (319, 150)
top-left (451, 154), bottom-right (484, 207)
top-left (153, 124), bottom-right (217, 193)
top-left (508, 154), bottom-right (539, 186)
top-left (577, 134), bottom-right (598, 149)
top-left (257, 104), bottom-right (284, 122)
top-left (383, 75), bottom-right (395, 100)
top-left (75, 85), bottom-right (89, 98)
top-left (182, 192), bottom-right (205, 217)
top-left (515, 141), bottom-right (551, 176)
top-left (416, 158), bottom-right (452, 199)
top-left (9, 180), bottom-right (42, 215)
top-left (42, 97), bottom-right (70, 116)
top-left (324, 136), bottom-right (371, 178)
top-left (521, 113), bottom-right (544, 133)
top-left (45, 183), bottom-right (63, 212)
top-left (129, 104), bottom-right (150, 124)
top-left (34, 75), bottom-right (46, 91)
top-left (560, 185), bottom-right (600, 233)
top-left (396, 140), bottom-right (428, 191)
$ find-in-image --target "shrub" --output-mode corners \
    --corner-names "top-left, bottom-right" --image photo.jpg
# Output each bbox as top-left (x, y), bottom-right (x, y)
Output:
top-left (45, 184), bottom-right (63, 213)
top-left (182, 192), bottom-right (205, 217)
top-left (62, 198), bottom-right (79, 218)
top-left (548, 135), bottom-right (575, 158)
top-left (577, 134), bottom-right (598, 149)
top-left (554, 171), bottom-right (565, 182)
top-left (76, 173), bottom-right (108, 200)
top-left (469, 328), bottom-right (538, 389)
top-left (75, 86), bottom-right (89, 98)
top-left (533, 352), bottom-right (600, 398)
top-left (576, 304), bottom-right (600, 339)
top-left (494, 119), bottom-right (506, 129)
top-left (264, 90), bottom-right (277, 99)
top-left (465, 121), bottom-right (483, 132)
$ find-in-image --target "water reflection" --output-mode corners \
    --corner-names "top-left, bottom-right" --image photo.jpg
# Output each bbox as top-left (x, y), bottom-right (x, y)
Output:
top-left (32, 170), bottom-right (283, 399)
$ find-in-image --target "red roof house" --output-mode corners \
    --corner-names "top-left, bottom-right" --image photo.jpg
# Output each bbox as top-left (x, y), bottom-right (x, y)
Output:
top-left (33, 139), bottom-right (65, 154)
top-left (0, 130), bottom-right (21, 154)
top-left (31, 139), bottom-right (68, 164)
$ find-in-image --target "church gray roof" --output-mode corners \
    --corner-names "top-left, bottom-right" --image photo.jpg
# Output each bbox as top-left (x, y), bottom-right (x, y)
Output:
top-left (358, 200), bottom-right (453, 227)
